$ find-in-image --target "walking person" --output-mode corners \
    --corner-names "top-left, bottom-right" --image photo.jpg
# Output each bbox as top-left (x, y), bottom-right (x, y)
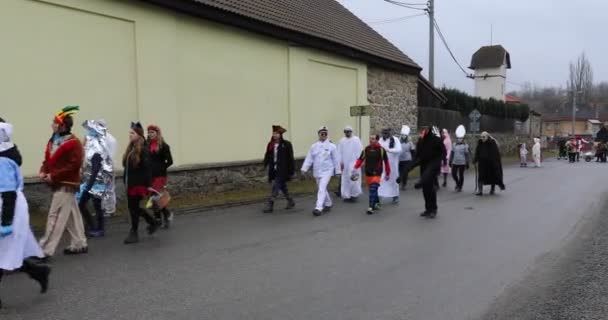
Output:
top-left (440, 129), bottom-right (452, 187)
top-left (337, 126), bottom-right (363, 201)
top-left (0, 122), bottom-right (51, 309)
top-left (473, 132), bottom-right (506, 196)
top-left (38, 106), bottom-right (88, 257)
top-left (301, 126), bottom-right (341, 216)
top-left (398, 125), bottom-right (415, 190)
top-left (378, 128), bottom-right (402, 204)
top-left (449, 125), bottom-right (470, 192)
top-left (123, 122), bottom-right (160, 244)
top-left (410, 126), bottom-right (445, 219)
top-left (532, 137), bottom-right (542, 168)
top-left (147, 125), bottom-right (174, 229)
top-left (352, 134), bottom-right (391, 214)
top-left (519, 143), bottom-right (528, 167)
top-left (262, 125), bottom-right (295, 213)
top-left (566, 138), bottom-right (577, 163)
top-left (77, 120), bottom-right (117, 237)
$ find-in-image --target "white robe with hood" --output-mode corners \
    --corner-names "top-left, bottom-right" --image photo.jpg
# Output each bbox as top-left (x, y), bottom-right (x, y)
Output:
top-left (532, 138), bottom-right (542, 167)
top-left (338, 136), bottom-right (363, 199)
top-left (378, 135), bottom-right (402, 198)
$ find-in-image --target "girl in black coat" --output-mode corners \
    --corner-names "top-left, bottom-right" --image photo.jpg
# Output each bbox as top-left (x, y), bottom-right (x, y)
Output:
top-left (410, 126), bottom-right (446, 219)
top-left (473, 132), bottom-right (505, 196)
top-left (122, 122), bottom-right (160, 244)
top-left (147, 125), bottom-right (174, 228)
top-left (262, 125), bottom-right (295, 213)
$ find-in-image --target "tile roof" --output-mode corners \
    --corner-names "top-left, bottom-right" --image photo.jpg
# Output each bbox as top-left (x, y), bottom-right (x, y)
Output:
top-left (469, 45), bottom-right (511, 70)
top-left (142, 0), bottom-right (421, 72)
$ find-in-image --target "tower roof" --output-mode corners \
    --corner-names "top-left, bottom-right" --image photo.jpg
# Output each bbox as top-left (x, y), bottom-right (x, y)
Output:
top-left (469, 45), bottom-right (511, 70)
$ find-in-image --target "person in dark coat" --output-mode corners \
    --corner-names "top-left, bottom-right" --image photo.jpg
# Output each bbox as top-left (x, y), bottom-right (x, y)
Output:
top-left (262, 125), bottom-right (295, 213)
top-left (410, 126), bottom-right (446, 219)
top-left (473, 131), bottom-right (505, 196)
top-left (146, 125), bottom-right (174, 229)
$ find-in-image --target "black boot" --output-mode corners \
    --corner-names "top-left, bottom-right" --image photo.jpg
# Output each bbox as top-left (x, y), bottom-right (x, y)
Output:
top-left (490, 185), bottom-right (496, 195)
top-left (476, 185), bottom-right (483, 196)
top-left (123, 230), bottom-right (139, 244)
top-left (21, 260), bottom-right (51, 293)
top-left (285, 197), bottom-right (295, 210)
top-left (263, 199), bottom-right (274, 213)
top-left (161, 209), bottom-right (172, 229)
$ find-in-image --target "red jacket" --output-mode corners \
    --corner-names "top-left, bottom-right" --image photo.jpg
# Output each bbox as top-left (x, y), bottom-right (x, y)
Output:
top-left (40, 135), bottom-right (83, 189)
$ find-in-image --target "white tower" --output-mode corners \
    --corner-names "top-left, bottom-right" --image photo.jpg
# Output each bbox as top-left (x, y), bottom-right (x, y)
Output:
top-left (469, 45), bottom-right (511, 101)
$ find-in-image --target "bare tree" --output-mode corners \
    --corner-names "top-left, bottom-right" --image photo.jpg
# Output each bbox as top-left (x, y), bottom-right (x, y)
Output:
top-left (568, 52), bottom-right (594, 104)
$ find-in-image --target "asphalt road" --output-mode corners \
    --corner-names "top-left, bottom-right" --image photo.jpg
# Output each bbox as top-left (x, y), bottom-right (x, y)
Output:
top-left (2, 159), bottom-right (607, 320)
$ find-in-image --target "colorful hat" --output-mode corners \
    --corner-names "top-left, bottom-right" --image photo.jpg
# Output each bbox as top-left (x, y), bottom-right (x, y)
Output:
top-left (54, 106), bottom-right (80, 125)
top-left (272, 125), bottom-right (286, 134)
top-left (131, 121), bottom-right (144, 137)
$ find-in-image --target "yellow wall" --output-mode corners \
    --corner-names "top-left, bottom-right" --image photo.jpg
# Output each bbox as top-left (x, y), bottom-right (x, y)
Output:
top-left (543, 120), bottom-right (587, 137)
top-left (0, 0), bottom-right (368, 175)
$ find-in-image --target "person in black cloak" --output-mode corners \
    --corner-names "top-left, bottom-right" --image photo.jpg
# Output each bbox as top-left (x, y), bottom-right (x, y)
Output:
top-left (410, 126), bottom-right (446, 219)
top-left (473, 131), bottom-right (505, 196)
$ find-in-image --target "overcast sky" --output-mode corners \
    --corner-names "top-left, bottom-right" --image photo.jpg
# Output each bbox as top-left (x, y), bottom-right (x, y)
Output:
top-left (338, 0), bottom-right (607, 94)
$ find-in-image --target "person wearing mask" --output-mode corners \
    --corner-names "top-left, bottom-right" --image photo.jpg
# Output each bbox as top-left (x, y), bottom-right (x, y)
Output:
top-left (353, 134), bottom-right (391, 215)
top-left (473, 132), bottom-right (506, 196)
top-left (566, 138), bottom-right (577, 163)
top-left (147, 125), bottom-right (174, 229)
top-left (337, 126), bottom-right (363, 201)
top-left (532, 137), bottom-right (542, 168)
top-left (398, 125), bottom-right (415, 190)
top-left (123, 122), bottom-right (160, 244)
top-left (410, 126), bottom-right (445, 219)
top-left (301, 126), bottom-right (341, 216)
top-left (77, 119), bottom-right (117, 237)
top-left (449, 127), bottom-right (470, 192)
top-left (262, 125), bottom-right (295, 213)
top-left (378, 128), bottom-right (402, 204)
top-left (0, 121), bottom-right (51, 309)
top-left (519, 143), bottom-right (528, 167)
top-left (440, 129), bottom-right (452, 188)
top-left (38, 106), bottom-right (88, 257)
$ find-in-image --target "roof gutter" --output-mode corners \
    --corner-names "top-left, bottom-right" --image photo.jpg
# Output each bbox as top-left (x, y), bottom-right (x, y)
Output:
top-left (140, 0), bottom-right (421, 75)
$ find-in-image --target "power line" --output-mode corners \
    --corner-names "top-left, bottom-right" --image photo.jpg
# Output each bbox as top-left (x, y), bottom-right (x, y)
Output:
top-left (432, 17), bottom-right (471, 78)
top-left (369, 13), bottom-right (427, 25)
top-left (383, 0), bottom-right (428, 11)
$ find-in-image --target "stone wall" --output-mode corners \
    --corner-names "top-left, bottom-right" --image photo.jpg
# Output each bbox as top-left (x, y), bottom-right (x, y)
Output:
top-left (367, 66), bottom-right (418, 135)
top-left (24, 160), bottom-right (306, 214)
top-left (463, 133), bottom-right (533, 156)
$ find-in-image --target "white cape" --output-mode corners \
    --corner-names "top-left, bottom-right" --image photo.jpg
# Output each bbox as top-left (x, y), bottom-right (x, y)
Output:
top-left (338, 136), bottom-right (363, 199)
top-left (378, 136), bottom-right (402, 198)
top-left (0, 191), bottom-right (44, 270)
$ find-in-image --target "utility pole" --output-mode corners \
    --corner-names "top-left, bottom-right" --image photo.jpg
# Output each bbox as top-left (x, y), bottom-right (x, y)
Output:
top-left (428, 0), bottom-right (435, 85)
top-left (572, 91), bottom-right (577, 136)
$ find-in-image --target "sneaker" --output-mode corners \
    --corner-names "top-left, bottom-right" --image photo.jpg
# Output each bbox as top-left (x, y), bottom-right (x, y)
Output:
top-left (147, 221), bottom-right (161, 235)
top-left (366, 207), bottom-right (374, 215)
top-left (392, 197), bottom-right (399, 204)
top-left (285, 198), bottom-right (296, 209)
top-left (420, 211), bottom-right (430, 217)
top-left (87, 229), bottom-right (105, 238)
top-left (312, 209), bottom-right (323, 217)
top-left (427, 211), bottom-right (438, 219)
top-left (322, 206), bottom-right (332, 213)
top-left (63, 247), bottom-right (88, 255)
top-left (123, 231), bottom-right (139, 244)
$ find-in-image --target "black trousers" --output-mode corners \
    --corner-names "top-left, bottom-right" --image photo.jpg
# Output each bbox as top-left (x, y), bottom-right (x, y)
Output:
top-left (398, 161), bottom-right (412, 187)
top-left (127, 195), bottom-right (155, 232)
top-left (568, 152), bottom-right (577, 163)
top-left (451, 165), bottom-right (466, 188)
top-left (270, 176), bottom-right (290, 199)
top-left (79, 192), bottom-right (104, 232)
top-left (420, 160), bottom-right (441, 212)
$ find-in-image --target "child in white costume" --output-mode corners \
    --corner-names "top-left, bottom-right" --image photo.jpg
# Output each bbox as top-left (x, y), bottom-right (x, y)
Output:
top-left (0, 122), bottom-right (50, 309)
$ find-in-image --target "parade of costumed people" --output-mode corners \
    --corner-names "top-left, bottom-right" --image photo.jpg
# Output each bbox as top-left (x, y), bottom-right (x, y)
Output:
top-left (378, 128), bottom-right (402, 204)
top-left (398, 125), bottom-right (415, 190)
top-left (440, 129), bottom-right (452, 188)
top-left (301, 126), bottom-right (341, 216)
top-left (473, 132), bottom-right (505, 196)
top-left (410, 126), bottom-right (445, 219)
top-left (262, 125), bottom-right (296, 213)
top-left (449, 125), bottom-right (470, 192)
top-left (353, 134), bottom-right (391, 215)
top-left (38, 106), bottom-right (88, 258)
top-left (123, 122), bottom-right (161, 244)
top-left (77, 119), bottom-right (117, 238)
top-left (146, 125), bottom-right (174, 229)
top-left (0, 121), bottom-right (51, 309)
top-left (337, 126), bottom-right (363, 202)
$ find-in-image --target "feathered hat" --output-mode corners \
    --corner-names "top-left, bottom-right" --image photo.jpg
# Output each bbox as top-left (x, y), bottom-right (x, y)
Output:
top-left (54, 106), bottom-right (80, 125)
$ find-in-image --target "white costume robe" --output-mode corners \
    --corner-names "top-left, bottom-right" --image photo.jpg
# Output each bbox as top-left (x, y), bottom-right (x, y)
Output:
top-left (337, 136), bottom-right (363, 199)
top-left (532, 138), bottom-right (541, 167)
top-left (301, 140), bottom-right (341, 211)
top-left (0, 158), bottom-right (44, 271)
top-left (378, 136), bottom-right (402, 198)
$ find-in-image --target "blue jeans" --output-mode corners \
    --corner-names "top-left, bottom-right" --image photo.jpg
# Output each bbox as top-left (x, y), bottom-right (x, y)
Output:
top-left (271, 176), bottom-right (290, 199)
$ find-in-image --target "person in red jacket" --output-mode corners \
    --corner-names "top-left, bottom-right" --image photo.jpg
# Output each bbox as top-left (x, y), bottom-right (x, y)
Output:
top-left (353, 134), bottom-right (391, 215)
top-left (38, 106), bottom-right (88, 258)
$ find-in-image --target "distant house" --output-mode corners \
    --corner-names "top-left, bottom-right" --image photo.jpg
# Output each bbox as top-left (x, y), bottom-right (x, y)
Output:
top-left (505, 95), bottom-right (521, 104)
top-left (542, 116), bottom-right (608, 137)
top-left (469, 45), bottom-right (511, 101)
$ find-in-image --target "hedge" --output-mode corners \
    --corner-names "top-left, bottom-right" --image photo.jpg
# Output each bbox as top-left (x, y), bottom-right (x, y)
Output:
top-left (440, 88), bottom-right (530, 122)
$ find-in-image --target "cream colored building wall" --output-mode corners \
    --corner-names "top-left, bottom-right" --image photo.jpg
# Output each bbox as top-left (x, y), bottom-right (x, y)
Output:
top-left (1, 0), bottom-right (368, 175)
